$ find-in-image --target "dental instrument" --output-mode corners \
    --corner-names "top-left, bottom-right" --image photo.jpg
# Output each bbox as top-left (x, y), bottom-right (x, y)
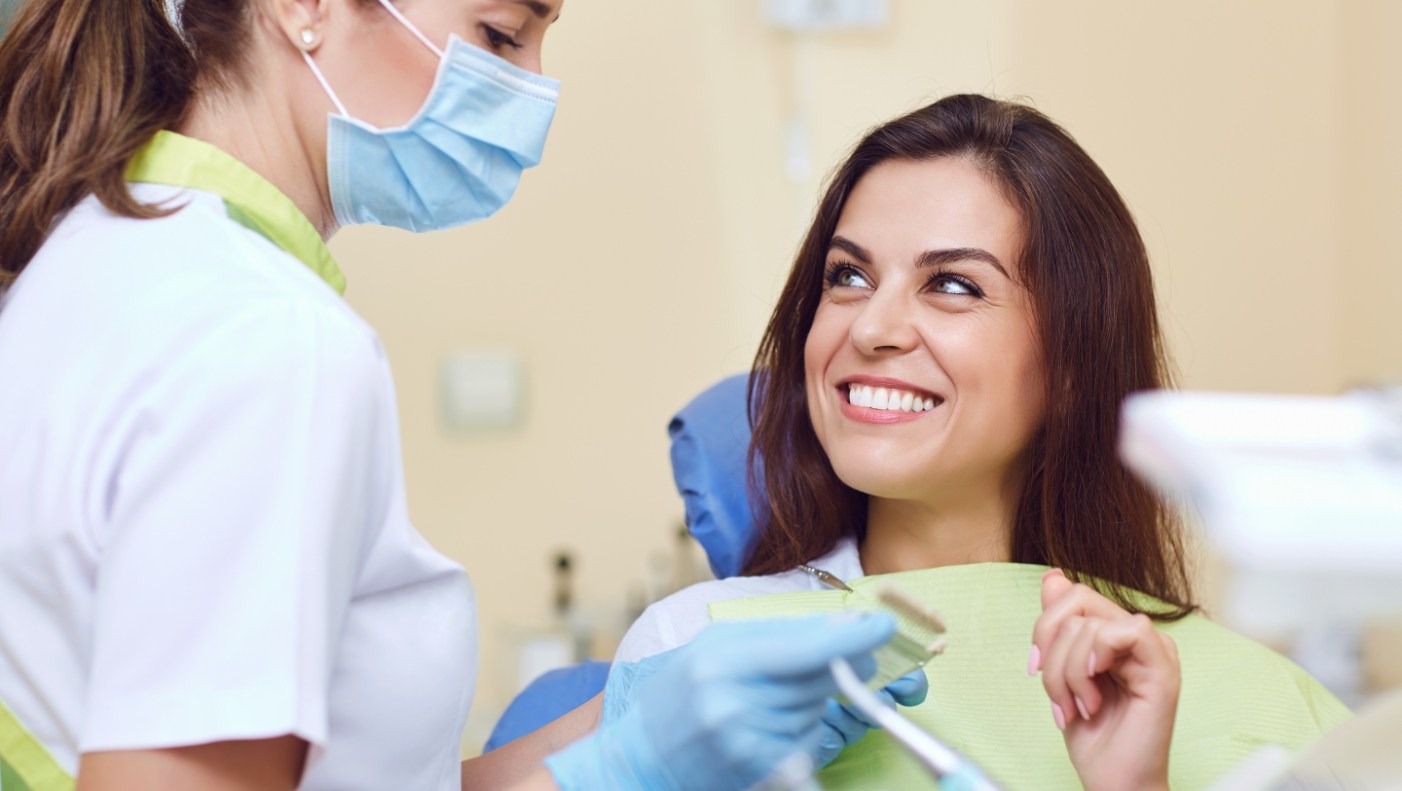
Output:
top-left (799, 564), bottom-right (855, 592)
top-left (867, 586), bottom-right (948, 689)
top-left (798, 566), bottom-right (948, 690)
top-left (830, 657), bottom-right (1003, 791)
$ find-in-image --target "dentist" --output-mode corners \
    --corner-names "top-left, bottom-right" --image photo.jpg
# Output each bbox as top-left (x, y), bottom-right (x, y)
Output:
top-left (0, 1), bottom-right (910, 789)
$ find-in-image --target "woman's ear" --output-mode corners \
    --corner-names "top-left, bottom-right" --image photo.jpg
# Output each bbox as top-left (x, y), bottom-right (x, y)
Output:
top-left (265, 0), bottom-right (333, 52)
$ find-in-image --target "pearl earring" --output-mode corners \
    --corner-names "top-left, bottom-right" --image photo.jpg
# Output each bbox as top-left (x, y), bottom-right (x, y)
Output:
top-left (300, 28), bottom-right (316, 47)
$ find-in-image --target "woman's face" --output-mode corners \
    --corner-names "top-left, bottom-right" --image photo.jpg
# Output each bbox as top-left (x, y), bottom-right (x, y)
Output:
top-left (804, 157), bottom-right (1046, 506)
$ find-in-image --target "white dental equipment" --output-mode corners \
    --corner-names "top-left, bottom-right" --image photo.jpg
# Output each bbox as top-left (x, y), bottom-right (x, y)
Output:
top-left (1120, 389), bottom-right (1402, 633)
top-left (1120, 388), bottom-right (1402, 790)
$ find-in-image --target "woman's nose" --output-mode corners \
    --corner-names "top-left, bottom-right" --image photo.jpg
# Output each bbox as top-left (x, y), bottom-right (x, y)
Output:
top-left (848, 291), bottom-right (919, 356)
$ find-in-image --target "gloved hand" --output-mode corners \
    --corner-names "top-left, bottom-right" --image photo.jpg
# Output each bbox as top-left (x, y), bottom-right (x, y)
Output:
top-left (545, 613), bottom-right (895, 791)
top-left (592, 638), bottom-right (927, 771)
top-left (813, 668), bottom-right (929, 767)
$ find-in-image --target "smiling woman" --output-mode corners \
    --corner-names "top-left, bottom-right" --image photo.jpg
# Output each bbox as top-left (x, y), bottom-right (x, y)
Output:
top-left (802, 157), bottom-right (1045, 564)
top-left (610, 95), bottom-right (1350, 791)
top-left (748, 95), bottom-right (1180, 610)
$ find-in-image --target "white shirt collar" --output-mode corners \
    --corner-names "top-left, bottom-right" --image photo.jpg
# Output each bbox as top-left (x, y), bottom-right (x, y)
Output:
top-left (805, 536), bottom-right (864, 583)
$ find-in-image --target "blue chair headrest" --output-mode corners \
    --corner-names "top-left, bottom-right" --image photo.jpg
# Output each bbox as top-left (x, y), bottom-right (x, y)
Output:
top-left (668, 372), bottom-right (769, 578)
top-left (483, 660), bottom-right (611, 752)
top-left (485, 374), bottom-right (771, 753)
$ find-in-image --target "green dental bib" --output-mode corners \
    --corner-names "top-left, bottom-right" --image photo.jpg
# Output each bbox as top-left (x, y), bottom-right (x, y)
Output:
top-left (709, 563), bottom-right (1350, 791)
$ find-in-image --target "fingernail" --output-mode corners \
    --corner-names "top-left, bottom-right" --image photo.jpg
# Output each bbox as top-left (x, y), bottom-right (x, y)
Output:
top-left (1027, 644), bottom-right (1041, 676)
top-left (1087, 651), bottom-right (1097, 677)
top-left (1075, 696), bottom-right (1090, 721)
top-left (1051, 702), bottom-right (1066, 730)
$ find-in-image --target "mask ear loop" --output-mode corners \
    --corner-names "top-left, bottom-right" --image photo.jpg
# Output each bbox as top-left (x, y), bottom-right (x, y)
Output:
top-left (373, 0), bottom-right (446, 60)
top-left (302, 50), bottom-right (350, 118)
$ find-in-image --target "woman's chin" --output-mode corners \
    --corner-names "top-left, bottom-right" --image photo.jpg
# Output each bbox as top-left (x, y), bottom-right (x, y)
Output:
top-left (831, 463), bottom-right (943, 503)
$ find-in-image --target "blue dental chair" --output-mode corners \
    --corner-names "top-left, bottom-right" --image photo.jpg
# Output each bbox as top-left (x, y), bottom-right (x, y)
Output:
top-left (484, 372), bottom-right (766, 751)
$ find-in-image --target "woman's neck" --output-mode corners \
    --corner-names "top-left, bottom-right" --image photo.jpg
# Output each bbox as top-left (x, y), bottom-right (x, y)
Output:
top-left (178, 79), bottom-right (335, 238)
top-left (859, 483), bottom-right (1019, 575)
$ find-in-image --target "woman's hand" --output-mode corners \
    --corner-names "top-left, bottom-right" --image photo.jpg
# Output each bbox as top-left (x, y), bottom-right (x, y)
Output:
top-left (1030, 569), bottom-right (1180, 791)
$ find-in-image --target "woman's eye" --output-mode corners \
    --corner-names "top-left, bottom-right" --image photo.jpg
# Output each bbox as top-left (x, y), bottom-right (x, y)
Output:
top-left (482, 25), bottom-right (524, 51)
top-left (828, 265), bottom-right (872, 289)
top-left (838, 270), bottom-right (870, 288)
top-left (930, 274), bottom-right (980, 297)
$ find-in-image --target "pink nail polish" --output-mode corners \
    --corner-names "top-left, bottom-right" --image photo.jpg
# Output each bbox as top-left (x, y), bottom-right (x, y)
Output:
top-left (1051, 702), bottom-right (1066, 730)
top-left (1028, 645), bottom-right (1041, 675)
top-left (1075, 696), bottom-right (1090, 721)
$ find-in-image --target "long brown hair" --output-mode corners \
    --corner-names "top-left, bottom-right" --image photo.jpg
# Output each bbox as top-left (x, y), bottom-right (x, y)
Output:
top-left (0, 0), bottom-right (191, 282)
top-left (744, 94), bottom-right (1194, 618)
top-left (0, 0), bottom-right (367, 285)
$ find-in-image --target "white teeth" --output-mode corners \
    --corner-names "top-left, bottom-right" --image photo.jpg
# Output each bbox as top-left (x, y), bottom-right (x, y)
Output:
top-left (845, 384), bottom-right (938, 414)
top-left (848, 386), bottom-right (866, 408)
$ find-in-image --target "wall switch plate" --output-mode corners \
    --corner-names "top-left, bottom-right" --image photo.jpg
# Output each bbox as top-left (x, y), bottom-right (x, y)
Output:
top-left (766, 0), bottom-right (888, 31)
top-left (439, 350), bottom-right (524, 432)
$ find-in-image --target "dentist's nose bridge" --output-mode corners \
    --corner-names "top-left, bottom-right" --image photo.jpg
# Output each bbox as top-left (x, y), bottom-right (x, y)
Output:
top-left (849, 284), bottom-right (920, 354)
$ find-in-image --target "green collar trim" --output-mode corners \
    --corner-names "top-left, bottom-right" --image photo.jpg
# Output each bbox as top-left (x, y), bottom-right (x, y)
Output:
top-left (125, 131), bottom-right (346, 294)
top-left (0, 699), bottom-right (73, 791)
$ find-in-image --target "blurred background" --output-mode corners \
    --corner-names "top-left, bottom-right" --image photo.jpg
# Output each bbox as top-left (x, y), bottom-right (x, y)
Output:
top-left (3, 0), bottom-right (1382, 755)
top-left (324, 0), bottom-right (1402, 753)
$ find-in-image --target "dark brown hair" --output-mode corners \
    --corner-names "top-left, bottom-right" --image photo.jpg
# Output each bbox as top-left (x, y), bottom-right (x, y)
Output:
top-left (744, 94), bottom-right (1194, 618)
top-left (0, 0), bottom-right (368, 284)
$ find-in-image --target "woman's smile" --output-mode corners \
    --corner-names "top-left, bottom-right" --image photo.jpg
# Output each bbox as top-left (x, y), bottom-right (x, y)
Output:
top-left (838, 376), bottom-right (944, 424)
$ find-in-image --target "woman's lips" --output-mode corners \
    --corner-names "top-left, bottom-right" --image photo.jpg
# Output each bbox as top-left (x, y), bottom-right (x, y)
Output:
top-left (838, 382), bottom-right (944, 424)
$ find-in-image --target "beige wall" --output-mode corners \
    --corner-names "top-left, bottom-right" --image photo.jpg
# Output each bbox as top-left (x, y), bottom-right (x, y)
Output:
top-left (1338, 0), bottom-right (1402, 387)
top-left (330, 1), bottom-right (1401, 751)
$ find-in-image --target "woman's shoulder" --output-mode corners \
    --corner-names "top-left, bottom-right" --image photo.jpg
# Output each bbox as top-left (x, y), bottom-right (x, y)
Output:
top-left (613, 539), bottom-right (860, 663)
top-left (35, 187), bottom-right (352, 318)
top-left (613, 573), bottom-right (814, 663)
top-left (17, 189), bottom-right (378, 379)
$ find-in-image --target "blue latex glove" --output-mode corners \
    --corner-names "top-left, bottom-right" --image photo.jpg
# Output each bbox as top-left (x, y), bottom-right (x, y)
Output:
top-left (813, 669), bottom-right (929, 767)
top-left (597, 647), bottom-right (928, 771)
top-left (545, 614), bottom-right (895, 791)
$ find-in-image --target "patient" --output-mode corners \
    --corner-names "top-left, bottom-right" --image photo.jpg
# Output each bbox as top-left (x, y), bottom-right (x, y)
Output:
top-left (615, 95), bottom-right (1349, 790)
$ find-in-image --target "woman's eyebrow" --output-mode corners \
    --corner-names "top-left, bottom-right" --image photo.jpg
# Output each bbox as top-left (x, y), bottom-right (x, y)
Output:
top-left (916, 247), bottom-right (1010, 279)
top-left (829, 235), bottom-right (872, 264)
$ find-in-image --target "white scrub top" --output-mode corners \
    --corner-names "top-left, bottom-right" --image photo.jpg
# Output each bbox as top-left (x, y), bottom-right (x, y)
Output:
top-left (0, 132), bottom-right (476, 791)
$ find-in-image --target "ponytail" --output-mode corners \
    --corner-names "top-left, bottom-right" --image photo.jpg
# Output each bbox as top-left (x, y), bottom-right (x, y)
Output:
top-left (0, 0), bottom-right (196, 284)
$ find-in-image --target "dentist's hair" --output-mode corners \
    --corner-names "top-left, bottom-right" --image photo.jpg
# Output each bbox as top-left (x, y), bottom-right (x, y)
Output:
top-left (0, 0), bottom-right (375, 285)
top-left (745, 94), bottom-right (1195, 619)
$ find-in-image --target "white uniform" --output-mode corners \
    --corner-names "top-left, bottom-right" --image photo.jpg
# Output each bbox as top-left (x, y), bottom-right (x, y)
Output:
top-left (614, 539), bottom-right (863, 663)
top-left (0, 132), bottom-right (475, 791)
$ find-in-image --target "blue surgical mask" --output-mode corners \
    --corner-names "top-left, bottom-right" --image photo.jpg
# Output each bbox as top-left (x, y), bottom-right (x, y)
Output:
top-left (302, 0), bottom-right (559, 232)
